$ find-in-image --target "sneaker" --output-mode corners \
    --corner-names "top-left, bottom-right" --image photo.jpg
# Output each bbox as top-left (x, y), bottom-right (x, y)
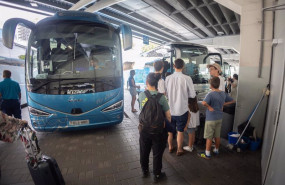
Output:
top-left (183, 146), bottom-right (194, 152)
top-left (198, 152), bottom-right (211, 160)
top-left (213, 149), bottom-right (219, 155)
top-left (142, 170), bottom-right (150, 178)
top-left (154, 172), bottom-right (166, 183)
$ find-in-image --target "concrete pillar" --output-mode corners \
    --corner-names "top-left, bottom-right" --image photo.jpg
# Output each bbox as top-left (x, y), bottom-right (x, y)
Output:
top-left (233, 0), bottom-right (274, 137)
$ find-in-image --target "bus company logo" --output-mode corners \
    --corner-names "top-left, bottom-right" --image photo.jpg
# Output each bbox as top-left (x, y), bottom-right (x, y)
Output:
top-left (68, 98), bottom-right (83, 102)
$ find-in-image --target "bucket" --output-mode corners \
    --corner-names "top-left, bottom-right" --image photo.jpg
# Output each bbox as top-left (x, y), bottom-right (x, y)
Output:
top-left (238, 136), bottom-right (250, 150)
top-left (228, 132), bottom-right (240, 144)
top-left (250, 138), bottom-right (261, 151)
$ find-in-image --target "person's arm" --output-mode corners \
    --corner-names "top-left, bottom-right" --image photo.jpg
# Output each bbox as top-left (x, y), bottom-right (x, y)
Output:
top-left (187, 77), bottom-right (196, 98)
top-left (224, 93), bottom-right (235, 106)
top-left (202, 101), bottom-right (214, 112)
top-left (232, 80), bottom-right (238, 88)
top-left (165, 110), bottom-right (171, 123)
top-left (184, 112), bottom-right (191, 131)
top-left (224, 100), bottom-right (235, 106)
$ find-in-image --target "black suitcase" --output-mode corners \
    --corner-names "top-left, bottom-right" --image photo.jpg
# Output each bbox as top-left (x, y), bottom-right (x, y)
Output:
top-left (28, 155), bottom-right (65, 185)
top-left (20, 126), bottom-right (65, 185)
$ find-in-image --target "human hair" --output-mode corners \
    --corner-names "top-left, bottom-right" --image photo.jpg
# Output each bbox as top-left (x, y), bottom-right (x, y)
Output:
top-left (3, 70), bottom-right (11, 78)
top-left (210, 76), bottom-right (220, 89)
top-left (233, 74), bottom-right (238, 80)
top-left (174, 58), bottom-right (184, 69)
top-left (188, 97), bottom-right (199, 113)
top-left (154, 60), bottom-right (164, 72)
top-left (146, 72), bottom-right (161, 89)
top-left (130, 70), bottom-right (135, 76)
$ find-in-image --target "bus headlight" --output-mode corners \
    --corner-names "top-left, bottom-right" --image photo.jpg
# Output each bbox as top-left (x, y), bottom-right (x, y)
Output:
top-left (102, 100), bottom-right (123, 112)
top-left (28, 106), bottom-right (51, 117)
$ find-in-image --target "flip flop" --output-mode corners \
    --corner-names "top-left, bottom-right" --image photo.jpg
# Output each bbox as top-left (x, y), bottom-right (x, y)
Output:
top-left (132, 109), bottom-right (138, 113)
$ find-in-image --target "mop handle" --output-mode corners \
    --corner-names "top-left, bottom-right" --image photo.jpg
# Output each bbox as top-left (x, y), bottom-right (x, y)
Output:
top-left (235, 89), bottom-right (267, 145)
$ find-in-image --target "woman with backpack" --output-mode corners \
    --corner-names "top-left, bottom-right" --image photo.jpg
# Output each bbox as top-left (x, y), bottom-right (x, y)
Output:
top-left (138, 73), bottom-right (171, 183)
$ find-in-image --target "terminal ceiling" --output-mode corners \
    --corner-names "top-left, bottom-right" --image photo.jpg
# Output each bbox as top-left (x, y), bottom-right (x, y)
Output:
top-left (0, 0), bottom-right (240, 44)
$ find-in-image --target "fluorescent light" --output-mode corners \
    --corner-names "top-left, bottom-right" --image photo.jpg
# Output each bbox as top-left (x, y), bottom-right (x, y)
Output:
top-left (30, 2), bottom-right (38, 7)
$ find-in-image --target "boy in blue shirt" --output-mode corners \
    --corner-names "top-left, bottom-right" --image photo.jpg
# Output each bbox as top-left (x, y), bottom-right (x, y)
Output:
top-left (199, 76), bottom-right (235, 159)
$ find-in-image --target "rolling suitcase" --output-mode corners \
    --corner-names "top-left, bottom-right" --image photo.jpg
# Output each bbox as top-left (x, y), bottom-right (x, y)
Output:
top-left (20, 126), bottom-right (65, 185)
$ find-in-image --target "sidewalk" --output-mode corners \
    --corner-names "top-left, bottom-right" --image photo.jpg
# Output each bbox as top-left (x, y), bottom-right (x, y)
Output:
top-left (124, 89), bottom-right (261, 185)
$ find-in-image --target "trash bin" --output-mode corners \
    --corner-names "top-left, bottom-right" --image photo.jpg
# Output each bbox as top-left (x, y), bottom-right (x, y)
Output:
top-left (221, 103), bottom-right (236, 139)
top-left (228, 131), bottom-right (239, 144)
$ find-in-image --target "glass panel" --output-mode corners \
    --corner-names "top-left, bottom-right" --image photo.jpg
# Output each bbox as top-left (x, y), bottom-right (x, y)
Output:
top-left (26, 21), bottom-right (122, 94)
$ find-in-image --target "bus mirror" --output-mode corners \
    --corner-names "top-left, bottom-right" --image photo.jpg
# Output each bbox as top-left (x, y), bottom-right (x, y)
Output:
top-left (203, 53), bottom-right (222, 65)
top-left (120, 24), bottom-right (132, 51)
top-left (2, 18), bottom-right (35, 49)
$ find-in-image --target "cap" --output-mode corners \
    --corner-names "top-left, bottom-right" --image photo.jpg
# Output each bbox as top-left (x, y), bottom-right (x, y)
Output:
top-left (207, 63), bottom-right (221, 73)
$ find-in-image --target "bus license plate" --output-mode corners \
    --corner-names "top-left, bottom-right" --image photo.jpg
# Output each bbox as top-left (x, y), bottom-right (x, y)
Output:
top-left (69, 120), bottom-right (89, 126)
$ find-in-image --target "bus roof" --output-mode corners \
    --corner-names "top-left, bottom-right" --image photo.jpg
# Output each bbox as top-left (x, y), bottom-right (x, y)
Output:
top-left (37, 11), bottom-right (108, 26)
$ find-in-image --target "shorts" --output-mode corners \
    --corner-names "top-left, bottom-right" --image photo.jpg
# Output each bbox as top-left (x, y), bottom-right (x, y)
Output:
top-left (204, 119), bottom-right (222, 139)
top-left (186, 127), bottom-right (197, 134)
top-left (170, 111), bottom-right (189, 132)
top-left (129, 87), bottom-right (137, 96)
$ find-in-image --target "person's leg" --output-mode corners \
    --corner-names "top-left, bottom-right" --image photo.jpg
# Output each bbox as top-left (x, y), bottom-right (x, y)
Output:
top-left (139, 132), bottom-right (152, 175)
top-left (152, 131), bottom-right (167, 176)
top-left (203, 121), bottom-right (215, 157)
top-left (168, 132), bottom-right (174, 151)
top-left (214, 120), bottom-right (222, 152)
top-left (131, 95), bottom-right (137, 112)
top-left (177, 131), bottom-right (184, 152)
top-left (12, 100), bottom-right (21, 119)
top-left (176, 112), bottom-right (188, 153)
top-left (189, 131), bottom-right (195, 148)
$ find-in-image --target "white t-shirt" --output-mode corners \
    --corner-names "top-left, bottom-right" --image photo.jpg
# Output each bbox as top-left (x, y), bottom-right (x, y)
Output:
top-left (219, 76), bottom-right (225, 91)
top-left (157, 78), bottom-right (165, 94)
top-left (188, 111), bottom-right (200, 128)
top-left (165, 72), bottom-right (196, 116)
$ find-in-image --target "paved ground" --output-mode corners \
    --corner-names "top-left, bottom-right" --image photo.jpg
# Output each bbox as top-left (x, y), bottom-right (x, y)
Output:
top-left (0, 90), bottom-right (261, 185)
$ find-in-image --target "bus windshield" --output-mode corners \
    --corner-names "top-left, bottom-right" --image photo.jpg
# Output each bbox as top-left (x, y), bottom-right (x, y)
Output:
top-left (26, 21), bottom-right (122, 95)
top-left (177, 46), bottom-right (209, 84)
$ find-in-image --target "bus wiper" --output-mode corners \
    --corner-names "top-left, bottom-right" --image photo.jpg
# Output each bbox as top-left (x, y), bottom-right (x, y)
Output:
top-left (94, 79), bottom-right (117, 88)
top-left (32, 78), bottom-right (90, 91)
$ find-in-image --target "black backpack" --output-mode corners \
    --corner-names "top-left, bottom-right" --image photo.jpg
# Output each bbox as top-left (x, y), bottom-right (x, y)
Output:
top-left (139, 90), bottom-right (165, 134)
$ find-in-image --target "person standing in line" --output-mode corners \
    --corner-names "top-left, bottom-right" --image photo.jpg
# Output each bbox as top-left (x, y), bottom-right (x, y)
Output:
top-left (183, 97), bottom-right (200, 152)
top-left (138, 73), bottom-right (171, 183)
top-left (154, 60), bottom-right (166, 95)
top-left (128, 70), bottom-right (140, 112)
top-left (0, 70), bottom-right (22, 119)
top-left (229, 74), bottom-right (238, 100)
top-left (207, 63), bottom-right (225, 91)
top-left (165, 58), bottom-right (196, 156)
top-left (199, 77), bottom-right (235, 159)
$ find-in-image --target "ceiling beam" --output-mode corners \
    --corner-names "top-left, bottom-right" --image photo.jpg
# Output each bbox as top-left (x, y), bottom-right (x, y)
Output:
top-left (108, 5), bottom-right (186, 40)
top-left (142, 0), bottom-right (206, 38)
top-left (218, 4), bottom-right (236, 34)
top-left (98, 13), bottom-right (170, 43)
top-left (84, 0), bottom-right (126, 12)
top-left (202, 0), bottom-right (230, 35)
top-left (69, 0), bottom-right (95, 10)
top-left (99, 8), bottom-right (178, 41)
top-left (234, 12), bottom-right (240, 27)
top-left (165, 0), bottom-right (215, 37)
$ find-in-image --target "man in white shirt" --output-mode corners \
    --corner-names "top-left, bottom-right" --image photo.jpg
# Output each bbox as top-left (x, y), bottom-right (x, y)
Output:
top-left (154, 60), bottom-right (165, 94)
top-left (165, 58), bottom-right (196, 156)
top-left (207, 63), bottom-right (225, 91)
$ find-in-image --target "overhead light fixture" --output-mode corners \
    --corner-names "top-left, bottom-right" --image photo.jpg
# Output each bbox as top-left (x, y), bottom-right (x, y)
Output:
top-left (217, 31), bottom-right (224, 36)
top-left (30, 2), bottom-right (38, 7)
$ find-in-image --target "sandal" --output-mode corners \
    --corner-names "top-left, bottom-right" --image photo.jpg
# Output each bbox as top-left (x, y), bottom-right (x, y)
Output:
top-left (176, 151), bottom-right (184, 156)
top-left (132, 109), bottom-right (138, 113)
top-left (169, 146), bottom-right (176, 153)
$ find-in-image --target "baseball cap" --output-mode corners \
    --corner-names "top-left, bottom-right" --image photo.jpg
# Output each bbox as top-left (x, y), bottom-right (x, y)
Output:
top-left (207, 63), bottom-right (221, 73)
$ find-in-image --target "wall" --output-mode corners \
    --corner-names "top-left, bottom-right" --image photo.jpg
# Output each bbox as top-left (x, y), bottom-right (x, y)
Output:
top-left (190, 35), bottom-right (240, 52)
top-left (233, 0), bottom-right (274, 138)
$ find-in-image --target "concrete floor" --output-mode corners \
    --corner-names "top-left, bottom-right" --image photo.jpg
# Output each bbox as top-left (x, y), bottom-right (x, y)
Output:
top-left (0, 90), bottom-right (261, 185)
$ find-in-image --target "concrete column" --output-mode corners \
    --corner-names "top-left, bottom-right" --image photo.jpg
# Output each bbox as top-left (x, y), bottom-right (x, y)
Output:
top-left (233, 0), bottom-right (274, 137)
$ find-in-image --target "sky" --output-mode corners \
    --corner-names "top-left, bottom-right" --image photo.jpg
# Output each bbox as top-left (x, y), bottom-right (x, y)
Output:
top-left (0, 5), bottom-right (152, 63)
